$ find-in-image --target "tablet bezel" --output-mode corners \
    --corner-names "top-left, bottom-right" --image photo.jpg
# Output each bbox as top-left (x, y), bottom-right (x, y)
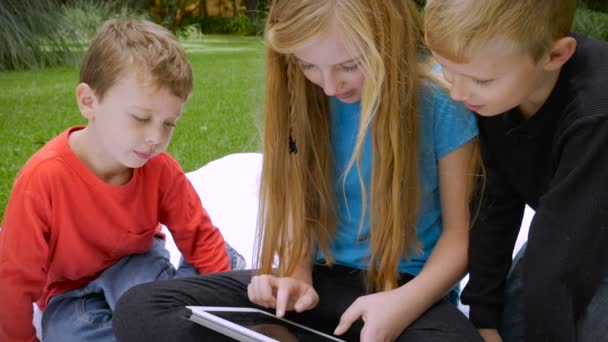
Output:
top-left (187, 306), bottom-right (346, 342)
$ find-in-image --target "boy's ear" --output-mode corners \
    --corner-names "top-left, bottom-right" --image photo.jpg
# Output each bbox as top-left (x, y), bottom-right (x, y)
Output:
top-left (544, 37), bottom-right (577, 71)
top-left (76, 83), bottom-right (97, 119)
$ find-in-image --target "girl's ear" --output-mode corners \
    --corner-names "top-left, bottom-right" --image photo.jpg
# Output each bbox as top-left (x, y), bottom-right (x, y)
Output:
top-left (76, 83), bottom-right (97, 120)
top-left (544, 36), bottom-right (577, 71)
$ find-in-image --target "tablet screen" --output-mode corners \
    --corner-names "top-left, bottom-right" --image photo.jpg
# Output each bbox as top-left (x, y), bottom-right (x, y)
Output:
top-left (188, 306), bottom-right (345, 342)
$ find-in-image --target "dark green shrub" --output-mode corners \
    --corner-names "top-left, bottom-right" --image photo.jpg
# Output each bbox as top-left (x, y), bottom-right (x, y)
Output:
top-left (60, 0), bottom-right (116, 42)
top-left (0, 0), bottom-right (79, 71)
top-left (578, 0), bottom-right (608, 13)
top-left (186, 16), bottom-right (265, 36)
top-left (574, 8), bottom-right (608, 41)
top-left (60, 0), bottom-right (150, 42)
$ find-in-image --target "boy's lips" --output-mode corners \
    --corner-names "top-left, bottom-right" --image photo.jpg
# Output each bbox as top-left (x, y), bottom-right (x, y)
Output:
top-left (464, 102), bottom-right (482, 112)
top-left (135, 151), bottom-right (153, 160)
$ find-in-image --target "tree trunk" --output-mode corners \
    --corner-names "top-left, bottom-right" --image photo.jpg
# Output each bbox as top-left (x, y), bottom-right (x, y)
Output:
top-left (244, 0), bottom-right (256, 19)
top-left (199, 0), bottom-right (208, 17)
top-left (232, 0), bottom-right (238, 16)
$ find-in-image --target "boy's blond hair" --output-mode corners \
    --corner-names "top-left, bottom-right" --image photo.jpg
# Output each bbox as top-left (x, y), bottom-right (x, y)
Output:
top-left (80, 18), bottom-right (192, 101)
top-left (424, 0), bottom-right (576, 63)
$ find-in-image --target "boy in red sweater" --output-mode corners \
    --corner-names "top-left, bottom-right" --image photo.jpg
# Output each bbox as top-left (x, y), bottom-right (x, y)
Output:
top-left (0, 18), bottom-right (244, 342)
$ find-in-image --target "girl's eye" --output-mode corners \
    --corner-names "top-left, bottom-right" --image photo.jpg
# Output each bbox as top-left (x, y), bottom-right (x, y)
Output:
top-left (342, 64), bottom-right (358, 72)
top-left (133, 116), bottom-right (148, 122)
top-left (299, 63), bottom-right (315, 71)
top-left (164, 122), bottom-right (176, 128)
top-left (473, 79), bottom-right (493, 86)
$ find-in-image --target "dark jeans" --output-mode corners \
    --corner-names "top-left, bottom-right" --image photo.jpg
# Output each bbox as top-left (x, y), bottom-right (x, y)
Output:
top-left (113, 264), bottom-right (482, 342)
top-left (502, 243), bottom-right (608, 342)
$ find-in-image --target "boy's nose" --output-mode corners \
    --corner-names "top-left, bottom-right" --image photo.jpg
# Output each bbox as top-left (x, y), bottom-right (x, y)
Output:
top-left (449, 80), bottom-right (470, 102)
top-left (145, 126), bottom-right (164, 145)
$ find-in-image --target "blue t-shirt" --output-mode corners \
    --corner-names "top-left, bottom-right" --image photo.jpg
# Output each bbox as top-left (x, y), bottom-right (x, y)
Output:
top-left (316, 84), bottom-right (478, 278)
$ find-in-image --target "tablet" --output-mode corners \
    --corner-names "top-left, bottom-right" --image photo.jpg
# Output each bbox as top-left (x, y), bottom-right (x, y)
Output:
top-left (187, 306), bottom-right (346, 342)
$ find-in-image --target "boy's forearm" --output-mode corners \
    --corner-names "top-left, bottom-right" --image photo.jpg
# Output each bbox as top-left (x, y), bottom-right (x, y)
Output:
top-left (466, 211), bottom-right (521, 329)
top-left (0, 286), bottom-right (37, 342)
top-left (462, 167), bottom-right (525, 329)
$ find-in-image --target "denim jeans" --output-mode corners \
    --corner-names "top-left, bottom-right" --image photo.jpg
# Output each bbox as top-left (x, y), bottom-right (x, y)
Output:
top-left (41, 238), bottom-right (245, 342)
top-left (501, 243), bottom-right (608, 342)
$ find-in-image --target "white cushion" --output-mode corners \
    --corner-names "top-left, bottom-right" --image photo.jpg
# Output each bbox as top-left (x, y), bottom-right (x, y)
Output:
top-left (163, 152), bottom-right (263, 269)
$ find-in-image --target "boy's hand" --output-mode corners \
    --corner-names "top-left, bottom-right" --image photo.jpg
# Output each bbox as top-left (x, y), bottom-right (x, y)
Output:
top-left (479, 329), bottom-right (503, 342)
top-left (247, 274), bottom-right (319, 317)
top-left (334, 289), bottom-right (415, 342)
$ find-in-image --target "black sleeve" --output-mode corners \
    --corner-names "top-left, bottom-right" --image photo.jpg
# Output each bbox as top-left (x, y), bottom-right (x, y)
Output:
top-left (522, 116), bottom-right (608, 341)
top-left (461, 147), bottom-right (526, 329)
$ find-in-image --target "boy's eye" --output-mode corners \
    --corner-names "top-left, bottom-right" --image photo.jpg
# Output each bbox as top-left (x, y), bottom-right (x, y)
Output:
top-left (164, 121), bottom-right (176, 128)
top-left (133, 115), bottom-right (149, 122)
top-left (473, 78), bottom-right (493, 86)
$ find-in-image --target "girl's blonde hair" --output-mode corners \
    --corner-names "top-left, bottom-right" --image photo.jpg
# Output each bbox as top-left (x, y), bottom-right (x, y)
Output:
top-left (424, 0), bottom-right (576, 63)
top-left (256, 0), bottom-right (439, 292)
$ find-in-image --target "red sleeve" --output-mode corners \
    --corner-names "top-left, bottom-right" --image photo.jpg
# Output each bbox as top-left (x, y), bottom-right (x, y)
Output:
top-left (0, 179), bottom-right (49, 342)
top-left (158, 158), bottom-right (230, 274)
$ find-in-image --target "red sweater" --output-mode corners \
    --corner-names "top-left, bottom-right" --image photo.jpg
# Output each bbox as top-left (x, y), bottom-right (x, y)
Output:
top-left (0, 127), bottom-right (230, 341)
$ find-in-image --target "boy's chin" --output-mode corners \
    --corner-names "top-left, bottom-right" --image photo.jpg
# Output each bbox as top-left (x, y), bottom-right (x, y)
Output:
top-left (475, 111), bottom-right (502, 117)
top-left (473, 106), bottom-right (505, 117)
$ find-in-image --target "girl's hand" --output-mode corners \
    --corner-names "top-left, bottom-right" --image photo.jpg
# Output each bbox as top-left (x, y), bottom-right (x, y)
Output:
top-left (334, 289), bottom-right (416, 342)
top-left (247, 274), bottom-right (319, 317)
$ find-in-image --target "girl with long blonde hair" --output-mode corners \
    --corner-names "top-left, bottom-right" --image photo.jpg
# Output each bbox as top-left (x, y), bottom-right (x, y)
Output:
top-left (113, 0), bottom-right (482, 341)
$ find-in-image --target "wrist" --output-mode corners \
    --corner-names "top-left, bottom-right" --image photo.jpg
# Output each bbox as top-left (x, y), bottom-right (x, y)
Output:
top-left (290, 263), bottom-right (313, 285)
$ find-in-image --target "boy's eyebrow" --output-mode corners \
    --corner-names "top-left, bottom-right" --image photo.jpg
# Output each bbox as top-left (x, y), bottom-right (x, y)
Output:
top-left (461, 73), bottom-right (495, 80)
top-left (131, 105), bottom-right (182, 118)
top-left (460, 71), bottom-right (498, 80)
top-left (439, 62), bottom-right (498, 80)
top-left (131, 105), bottom-right (154, 113)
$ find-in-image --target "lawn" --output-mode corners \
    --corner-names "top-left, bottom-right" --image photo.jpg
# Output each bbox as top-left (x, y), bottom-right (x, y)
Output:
top-left (0, 35), bottom-right (265, 219)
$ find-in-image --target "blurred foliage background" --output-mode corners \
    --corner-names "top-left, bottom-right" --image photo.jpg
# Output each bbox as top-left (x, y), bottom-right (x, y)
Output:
top-left (0, 0), bottom-right (607, 217)
top-left (0, 0), bottom-right (269, 71)
top-left (1, 0), bottom-right (606, 71)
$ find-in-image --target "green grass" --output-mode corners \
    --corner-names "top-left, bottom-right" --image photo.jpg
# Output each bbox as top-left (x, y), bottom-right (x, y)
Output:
top-left (0, 35), bottom-right (265, 219)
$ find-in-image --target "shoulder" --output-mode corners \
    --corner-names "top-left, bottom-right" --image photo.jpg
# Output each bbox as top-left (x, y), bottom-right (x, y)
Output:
top-left (418, 74), bottom-right (470, 118)
top-left (143, 152), bottom-right (190, 193)
top-left (12, 133), bottom-right (72, 192)
top-left (418, 78), bottom-right (476, 128)
top-left (417, 78), bottom-right (478, 158)
top-left (561, 34), bottom-right (608, 122)
top-left (572, 33), bottom-right (608, 70)
top-left (146, 152), bottom-right (185, 174)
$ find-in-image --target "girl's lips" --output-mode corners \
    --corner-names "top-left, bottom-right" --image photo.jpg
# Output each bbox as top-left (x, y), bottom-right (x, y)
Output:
top-left (336, 89), bottom-right (354, 101)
